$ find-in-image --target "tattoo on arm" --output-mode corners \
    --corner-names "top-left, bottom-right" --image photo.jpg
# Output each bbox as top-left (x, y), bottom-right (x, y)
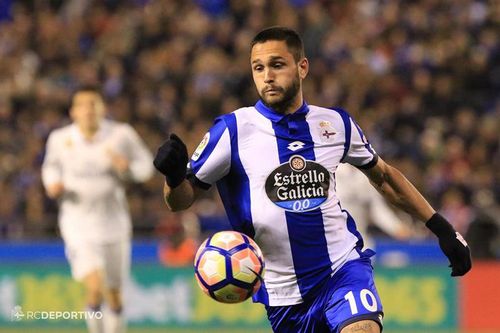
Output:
top-left (344, 321), bottom-right (376, 332)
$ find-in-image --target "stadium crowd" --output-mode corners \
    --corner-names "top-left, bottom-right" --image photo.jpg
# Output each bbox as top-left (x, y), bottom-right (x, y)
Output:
top-left (0, 0), bottom-right (498, 258)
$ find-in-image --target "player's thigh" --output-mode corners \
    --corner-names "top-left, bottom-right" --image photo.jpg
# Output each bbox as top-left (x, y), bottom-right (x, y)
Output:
top-left (324, 258), bottom-right (383, 332)
top-left (267, 305), bottom-right (300, 333)
top-left (83, 269), bottom-right (104, 294)
top-left (266, 301), bottom-right (330, 333)
top-left (102, 240), bottom-right (131, 290)
top-left (64, 240), bottom-right (105, 283)
top-left (340, 320), bottom-right (380, 333)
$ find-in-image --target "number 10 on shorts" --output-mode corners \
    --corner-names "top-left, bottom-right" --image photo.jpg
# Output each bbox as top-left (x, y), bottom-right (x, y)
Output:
top-left (344, 289), bottom-right (378, 314)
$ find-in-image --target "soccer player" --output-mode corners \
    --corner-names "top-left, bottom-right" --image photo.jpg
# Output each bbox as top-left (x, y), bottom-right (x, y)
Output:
top-left (42, 86), bottom-right (154, 333)
top-left (335, 164), bottom-right (411, 250)
top-left (153, 27), bottom-right (471, 333)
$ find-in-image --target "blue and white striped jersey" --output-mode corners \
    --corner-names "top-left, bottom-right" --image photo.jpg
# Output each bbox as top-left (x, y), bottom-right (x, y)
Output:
top-left (189, 100), bottom-right (378, 306)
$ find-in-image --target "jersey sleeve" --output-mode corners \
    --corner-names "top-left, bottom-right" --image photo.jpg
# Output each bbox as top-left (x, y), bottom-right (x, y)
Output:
top-left (188, 117), bottom-right (231, 189)
top-left (343, 117), bottom-right (378, 169)
top-left (121, 124), bottom-right (154, 182)
top-left (41, 131), bottom-right (63, 188)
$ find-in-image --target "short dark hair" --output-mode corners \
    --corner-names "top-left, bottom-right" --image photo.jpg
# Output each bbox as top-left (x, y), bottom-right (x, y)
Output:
top-left (73, 85), bottom-right (103, 98)
top-left (251, 26), bottom-right (305, 62)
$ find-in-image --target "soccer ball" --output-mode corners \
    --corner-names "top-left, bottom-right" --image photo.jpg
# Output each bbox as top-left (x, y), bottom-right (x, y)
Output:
top-left (194, 230), bottom-right (265, 303)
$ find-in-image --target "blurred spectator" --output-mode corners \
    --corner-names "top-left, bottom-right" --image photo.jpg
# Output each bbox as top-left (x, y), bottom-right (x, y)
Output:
top-left (467, 180), bottom-right (500, 259)
top-left (440, 187), bottom-right (475, 236)
top-left (156, 211), bottom-right (200, 267)
top-left (0, 0), bottom-right (497, 249)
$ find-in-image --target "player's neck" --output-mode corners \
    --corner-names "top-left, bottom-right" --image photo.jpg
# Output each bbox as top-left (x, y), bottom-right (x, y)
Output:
top-left (283, 94), bottom-right (304, 115)
top-left (78, 125), bottom-right (100, 140)
top-left (268, 93), bottom-right (304, 115)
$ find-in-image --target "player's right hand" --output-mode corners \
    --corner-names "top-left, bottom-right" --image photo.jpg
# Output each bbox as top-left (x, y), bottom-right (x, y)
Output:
top-left (153, 134), bottom-right (188, 188)
top-left (426, 213), bottom-right (472, 276)
top-left (46, 182), bottom-right (65, 199)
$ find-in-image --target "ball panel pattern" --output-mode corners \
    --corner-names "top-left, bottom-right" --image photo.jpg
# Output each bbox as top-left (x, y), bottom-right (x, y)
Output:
top-left (194, 231), bottom-right (265, 303)
top-left (231, 248), bottom-right (263, 284)
top-left (213, 283), bottom-right (250, 304)
top-left (209, 231), bottom-right (246, 251)
top-left (196, 250), bottom-right (226, 285)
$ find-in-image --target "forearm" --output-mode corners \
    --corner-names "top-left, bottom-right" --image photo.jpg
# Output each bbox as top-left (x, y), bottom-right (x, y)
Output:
top-left (128, 144), bottom-right (154, 182)
top-left (163, 179), bottom-right (196, 211)
top-left (128, 159), bottom-right (154, 182)
top-left (363, 157), bottom-right (471, 276)
top-left (370, 164), bottom-right (435, 222)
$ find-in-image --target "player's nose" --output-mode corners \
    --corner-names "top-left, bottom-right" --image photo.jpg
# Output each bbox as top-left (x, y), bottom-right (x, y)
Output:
top-left (264, 68), bottom-right (275, 83)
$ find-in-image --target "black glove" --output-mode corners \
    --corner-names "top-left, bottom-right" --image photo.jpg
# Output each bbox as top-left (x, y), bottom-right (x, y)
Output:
top-left (153, 134), bottom-right (188, 188)
top-left (426, 213), bottom-right (472, 276)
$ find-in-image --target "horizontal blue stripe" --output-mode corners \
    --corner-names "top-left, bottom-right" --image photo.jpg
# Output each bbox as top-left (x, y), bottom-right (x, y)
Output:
top-left (0, 241), bottom-right (159, 262)
top-left (0, 240), bottom-right (449, 264)
top-left (275, 198), bottom-right (327, 211)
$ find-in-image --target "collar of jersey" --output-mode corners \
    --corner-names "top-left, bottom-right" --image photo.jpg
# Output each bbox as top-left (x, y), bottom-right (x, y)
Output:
top-left (71, 119), bottom-right (110, 143)
top-left (255, 100), bottom-right (309, 123)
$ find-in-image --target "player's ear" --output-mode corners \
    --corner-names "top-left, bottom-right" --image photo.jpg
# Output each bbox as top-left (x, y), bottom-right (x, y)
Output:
top-left (298, 58), bottom-right (309, 79)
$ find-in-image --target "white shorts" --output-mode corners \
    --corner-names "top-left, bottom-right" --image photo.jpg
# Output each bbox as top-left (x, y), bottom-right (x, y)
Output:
top-left (64, 239), bottom-right (130, 289)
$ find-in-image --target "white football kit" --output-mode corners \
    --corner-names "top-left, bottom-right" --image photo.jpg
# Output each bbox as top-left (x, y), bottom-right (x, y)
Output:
top-left (189, 101), bottom-right (378, 306)
top-left (42, 119), bottom-right (153, 284)
top-left (336, 164), bottom-right (406, 249)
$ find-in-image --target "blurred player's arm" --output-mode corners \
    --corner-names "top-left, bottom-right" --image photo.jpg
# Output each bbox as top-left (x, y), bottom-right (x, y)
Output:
top-left (41, 131), bottom-right (65, 199)
top-left (365, 185), bottom-right (411, 239)
top-left (110, 124), bottom-right (154, 182)
top-left (362, 157), bottom-right (471, 276)
top-left (343, 116), bottom-right (434, 220)
top-left (362, 157), bottom-right (434, 222)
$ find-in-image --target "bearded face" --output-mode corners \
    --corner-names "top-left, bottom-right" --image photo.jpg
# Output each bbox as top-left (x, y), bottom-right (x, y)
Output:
top-left (259, 72), bottom-right (301, 113)
top-left (251, 40), bottom-right (308, 114)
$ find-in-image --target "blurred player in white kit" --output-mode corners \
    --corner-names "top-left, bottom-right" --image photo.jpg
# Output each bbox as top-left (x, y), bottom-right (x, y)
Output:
top-left (41, 86), bottom-right (154, 333)
top-left (335, 164), bottom-right (411, 249)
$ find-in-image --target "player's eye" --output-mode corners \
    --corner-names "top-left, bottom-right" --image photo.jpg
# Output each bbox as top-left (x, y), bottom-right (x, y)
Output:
top-left (253, 65), bottom-right (264, 72)
top-left (272, 62), bottom-right (284, 69)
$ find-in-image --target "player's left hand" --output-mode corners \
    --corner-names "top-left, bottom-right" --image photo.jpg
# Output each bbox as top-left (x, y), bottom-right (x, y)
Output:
top-left (108, 150), bottom-right (130, 174)
top-left (426, 213), bottom-right (472, 276)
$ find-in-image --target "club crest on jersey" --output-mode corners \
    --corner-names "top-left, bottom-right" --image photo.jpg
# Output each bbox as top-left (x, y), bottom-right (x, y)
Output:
top-left (265, 155), bottom-right (330, 212)
top-left (318, 120), bottom-right (335, 142)
top-left (192, 132), bottom-right (210, 161)
top-left (318, 120), bottom-right (336, 142)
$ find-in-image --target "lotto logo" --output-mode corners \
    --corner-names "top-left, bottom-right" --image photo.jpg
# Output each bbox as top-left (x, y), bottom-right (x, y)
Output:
top-left (287, 141), bottom-right (305, 151)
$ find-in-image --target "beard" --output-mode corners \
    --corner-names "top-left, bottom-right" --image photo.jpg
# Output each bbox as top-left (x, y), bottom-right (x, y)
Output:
top-left (260, 75), bottom-right (301, 114)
